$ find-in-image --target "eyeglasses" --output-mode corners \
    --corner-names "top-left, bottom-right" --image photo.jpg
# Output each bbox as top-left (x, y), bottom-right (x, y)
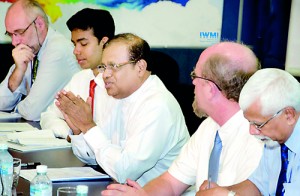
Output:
top-left (98, 61), bottom-right (136, 72)
top-left (190, 71), bottom-right (222, 91)
top-left (5, 17), bottom-right (37, 38)
top-left (249, 108), bottom-right (285, 131)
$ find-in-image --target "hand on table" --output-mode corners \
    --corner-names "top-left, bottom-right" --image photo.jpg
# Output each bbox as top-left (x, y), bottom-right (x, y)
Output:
top-left (196, 180), bottom-right (229, 196)
top-left (102, 179), bottom-right (146, 196)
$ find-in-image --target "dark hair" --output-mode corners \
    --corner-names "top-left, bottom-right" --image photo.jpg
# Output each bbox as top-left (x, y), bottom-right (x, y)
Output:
top-left (104, 33), bottom-right (152, 71)
top-left (66, 8), bottom-right (115, 42)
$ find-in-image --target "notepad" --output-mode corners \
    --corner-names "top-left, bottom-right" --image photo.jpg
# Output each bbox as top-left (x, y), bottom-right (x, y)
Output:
top-left (7, 129), bottom-right (70, 146)
top-left (0, 122), bottom-right (38, 132)
top-left (20, 167), bottom-right (110, 182)
top-left (6, 129), bottom-right (71, 152)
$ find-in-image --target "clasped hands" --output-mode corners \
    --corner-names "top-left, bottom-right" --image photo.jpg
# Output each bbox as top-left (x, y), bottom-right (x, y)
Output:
top-left (55, 90), bottom-right (96, 135)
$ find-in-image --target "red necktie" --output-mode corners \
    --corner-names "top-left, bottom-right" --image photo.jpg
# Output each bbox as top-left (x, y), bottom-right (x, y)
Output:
top-left (89, 80), bottom-right (97, 116)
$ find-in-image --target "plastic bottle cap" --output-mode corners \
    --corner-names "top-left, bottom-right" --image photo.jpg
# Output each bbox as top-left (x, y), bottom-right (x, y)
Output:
top-left (0, 143), bottom-right (8, 150)
top-left (36, 165), bottom-right (48, 173)
top-left (76, 185), bottom-right (88, 194)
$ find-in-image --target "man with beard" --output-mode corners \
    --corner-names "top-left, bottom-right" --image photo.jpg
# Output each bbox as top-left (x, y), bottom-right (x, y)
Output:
top-left (101, 41), bottom-right (264, 196)
top-left (197, 68), bottom-right (300, 196)
top-left (0, 0), bottom-right (80, 121)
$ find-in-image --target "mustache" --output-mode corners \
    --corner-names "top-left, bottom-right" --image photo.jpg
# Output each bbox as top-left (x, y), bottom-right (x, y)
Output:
top-left (254, 135), bottom-right (280, 149)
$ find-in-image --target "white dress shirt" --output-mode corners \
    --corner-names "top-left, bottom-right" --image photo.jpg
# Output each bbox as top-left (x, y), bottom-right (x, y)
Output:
top-left (169, 110), bottom-right (264, 192)
top-left (0, 27), bottom-right (81, 121)
top-left (70, 75), bottom-right (190, 186)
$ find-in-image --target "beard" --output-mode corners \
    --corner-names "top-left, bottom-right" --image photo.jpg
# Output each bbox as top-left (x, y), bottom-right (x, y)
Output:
top-left (192, 98), bottom-right (208, 119)
top-left (254, 135), bottom-right (280, 149)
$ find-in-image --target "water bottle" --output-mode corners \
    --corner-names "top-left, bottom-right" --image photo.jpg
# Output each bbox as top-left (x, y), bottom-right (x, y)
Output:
top-left (0, 143), bottom-right (13, 196)
top-left (30, 165), bottom-right (52, 196)
top-left (76, 185), bottom-right (88, 196)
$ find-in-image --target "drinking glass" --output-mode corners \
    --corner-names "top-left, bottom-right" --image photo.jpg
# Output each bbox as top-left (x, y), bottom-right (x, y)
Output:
top-left (57, 186), bottom-right (77, 196)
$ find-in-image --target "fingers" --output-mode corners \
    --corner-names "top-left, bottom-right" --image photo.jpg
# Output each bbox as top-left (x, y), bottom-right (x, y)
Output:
top-left (126, 179), bottom-right (142, 189)
top-left (106, 183), bottom-right (127, 191)
top-left (12, 44), bottom-right (35, 69)
top-left (102, 184), bottom-right (127, 196)
top-left (199, 180), bottom-right (209, 190)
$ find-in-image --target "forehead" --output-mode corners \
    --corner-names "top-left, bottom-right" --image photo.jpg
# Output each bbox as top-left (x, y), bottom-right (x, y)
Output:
top-left (194, 50), bottom-right (211, 73)
top-left (5, 4), bottom-right (28, 31)
top-left (102, 42), bottom-right (129, 61)
top-left (71, 29), bottom-right (96, 42)
top-left (243, 101), bottom-right (263, 120)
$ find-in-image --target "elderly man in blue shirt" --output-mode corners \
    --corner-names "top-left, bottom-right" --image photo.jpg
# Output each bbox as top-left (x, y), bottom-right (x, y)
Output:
top-left (197, 68), bottom-right (300, 196)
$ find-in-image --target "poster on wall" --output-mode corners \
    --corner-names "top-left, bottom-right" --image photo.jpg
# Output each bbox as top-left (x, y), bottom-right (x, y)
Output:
top-left (0, 0), bottom-right (224, 48)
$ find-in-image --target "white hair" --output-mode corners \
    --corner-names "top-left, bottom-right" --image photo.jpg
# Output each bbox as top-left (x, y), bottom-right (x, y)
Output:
top-left (239, 68), bottom-right (300, 115)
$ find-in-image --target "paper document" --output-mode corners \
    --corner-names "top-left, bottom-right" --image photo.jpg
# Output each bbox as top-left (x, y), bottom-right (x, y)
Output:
top-left (7, 129), bottom-right (55, 143)
top-left (6, 129), bottom-right (71, 152)
top-left (0, 122), bottom-right (38, 132)
top-left (20, 167), bottom-right (110, 182)
top-left (0, 111), bottom-right (22, 120)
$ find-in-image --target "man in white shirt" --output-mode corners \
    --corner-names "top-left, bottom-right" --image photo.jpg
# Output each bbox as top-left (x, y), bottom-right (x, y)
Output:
top-left (40, 8), bottom-right (115, 139)
top-left (101, 41), bottom-right (264, 195)
top-left (54, 33), bottom-right (190, 186)
top-left (0, 0), bottom-right (80, 121)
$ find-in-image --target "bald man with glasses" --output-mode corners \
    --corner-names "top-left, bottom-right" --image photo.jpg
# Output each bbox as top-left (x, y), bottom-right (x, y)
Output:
top-left (0, 0), bottom-right (80, 121)
top-left (198, 68), bottom-right (300, 196)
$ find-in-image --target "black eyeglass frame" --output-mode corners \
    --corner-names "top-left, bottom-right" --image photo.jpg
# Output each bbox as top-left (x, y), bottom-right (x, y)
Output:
top-left (190, 71), bottom-right (222, 91)
top-left (5, 17), bottom-right (37, 38)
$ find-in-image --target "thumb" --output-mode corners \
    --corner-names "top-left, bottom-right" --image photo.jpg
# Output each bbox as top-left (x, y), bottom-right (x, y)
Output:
top-left (86, 97), bottom-right (92, 108)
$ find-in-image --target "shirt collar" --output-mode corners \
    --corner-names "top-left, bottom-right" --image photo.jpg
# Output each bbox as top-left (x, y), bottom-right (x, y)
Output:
top-left (285, 118), bottom-right (300, 154)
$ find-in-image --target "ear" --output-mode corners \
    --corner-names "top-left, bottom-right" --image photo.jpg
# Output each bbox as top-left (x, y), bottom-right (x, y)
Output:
top-left (34, 16), bottom-right (44, 29)
top-left (285, 107), bottom-right (297, 125)
top-left (136, 59), bottom-right (147, 77)
top-left (100, 36), bottom-right (109, 45)
top-left (207, 81), bottom-right (219, 97)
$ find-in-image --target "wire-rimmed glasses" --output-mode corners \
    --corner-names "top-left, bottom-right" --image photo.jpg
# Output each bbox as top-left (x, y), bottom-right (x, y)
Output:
top-left (5, 17), bottom-right (37, 38)
top-left (190, 70), bottom-right (222, 91)
top-left (249, 108), bottom-right (286, 131)
top-left (98, 60), bottom-right (136, 73)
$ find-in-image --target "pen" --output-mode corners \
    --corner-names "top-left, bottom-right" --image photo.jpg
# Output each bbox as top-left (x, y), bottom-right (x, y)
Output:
top-left (21, 162), bottom-right (41, 169)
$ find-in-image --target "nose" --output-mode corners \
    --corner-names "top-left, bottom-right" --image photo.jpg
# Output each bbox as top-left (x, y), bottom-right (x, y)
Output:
top-left (11, 35), bottom-right (21, 47)
top-left (102, 69), bottom-right (110, 79)
top-left (73, 45), bottom-right (80, 55)
top-left (249, 125), bottom-right (260, 135)
top-left (192, 78), bottom-right (196, 86)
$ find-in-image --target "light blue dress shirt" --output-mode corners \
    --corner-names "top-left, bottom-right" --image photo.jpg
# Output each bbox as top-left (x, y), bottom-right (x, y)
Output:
top-left (249, 119), bottom-right (300, 195)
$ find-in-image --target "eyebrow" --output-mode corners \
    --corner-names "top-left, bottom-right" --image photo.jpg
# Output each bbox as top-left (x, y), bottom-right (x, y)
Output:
top-left (72, 37), bottom-right (88, 43)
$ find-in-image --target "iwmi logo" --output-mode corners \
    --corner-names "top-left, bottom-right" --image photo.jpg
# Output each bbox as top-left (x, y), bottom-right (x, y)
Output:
top-left (200, 32), bottom-right (219, 39)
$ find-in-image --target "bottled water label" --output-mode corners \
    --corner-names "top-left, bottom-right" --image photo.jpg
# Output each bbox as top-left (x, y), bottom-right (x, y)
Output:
top-left (0, 162), bottom-right (13, 175)
top-left (30, 184), bottom-right (52, 196)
